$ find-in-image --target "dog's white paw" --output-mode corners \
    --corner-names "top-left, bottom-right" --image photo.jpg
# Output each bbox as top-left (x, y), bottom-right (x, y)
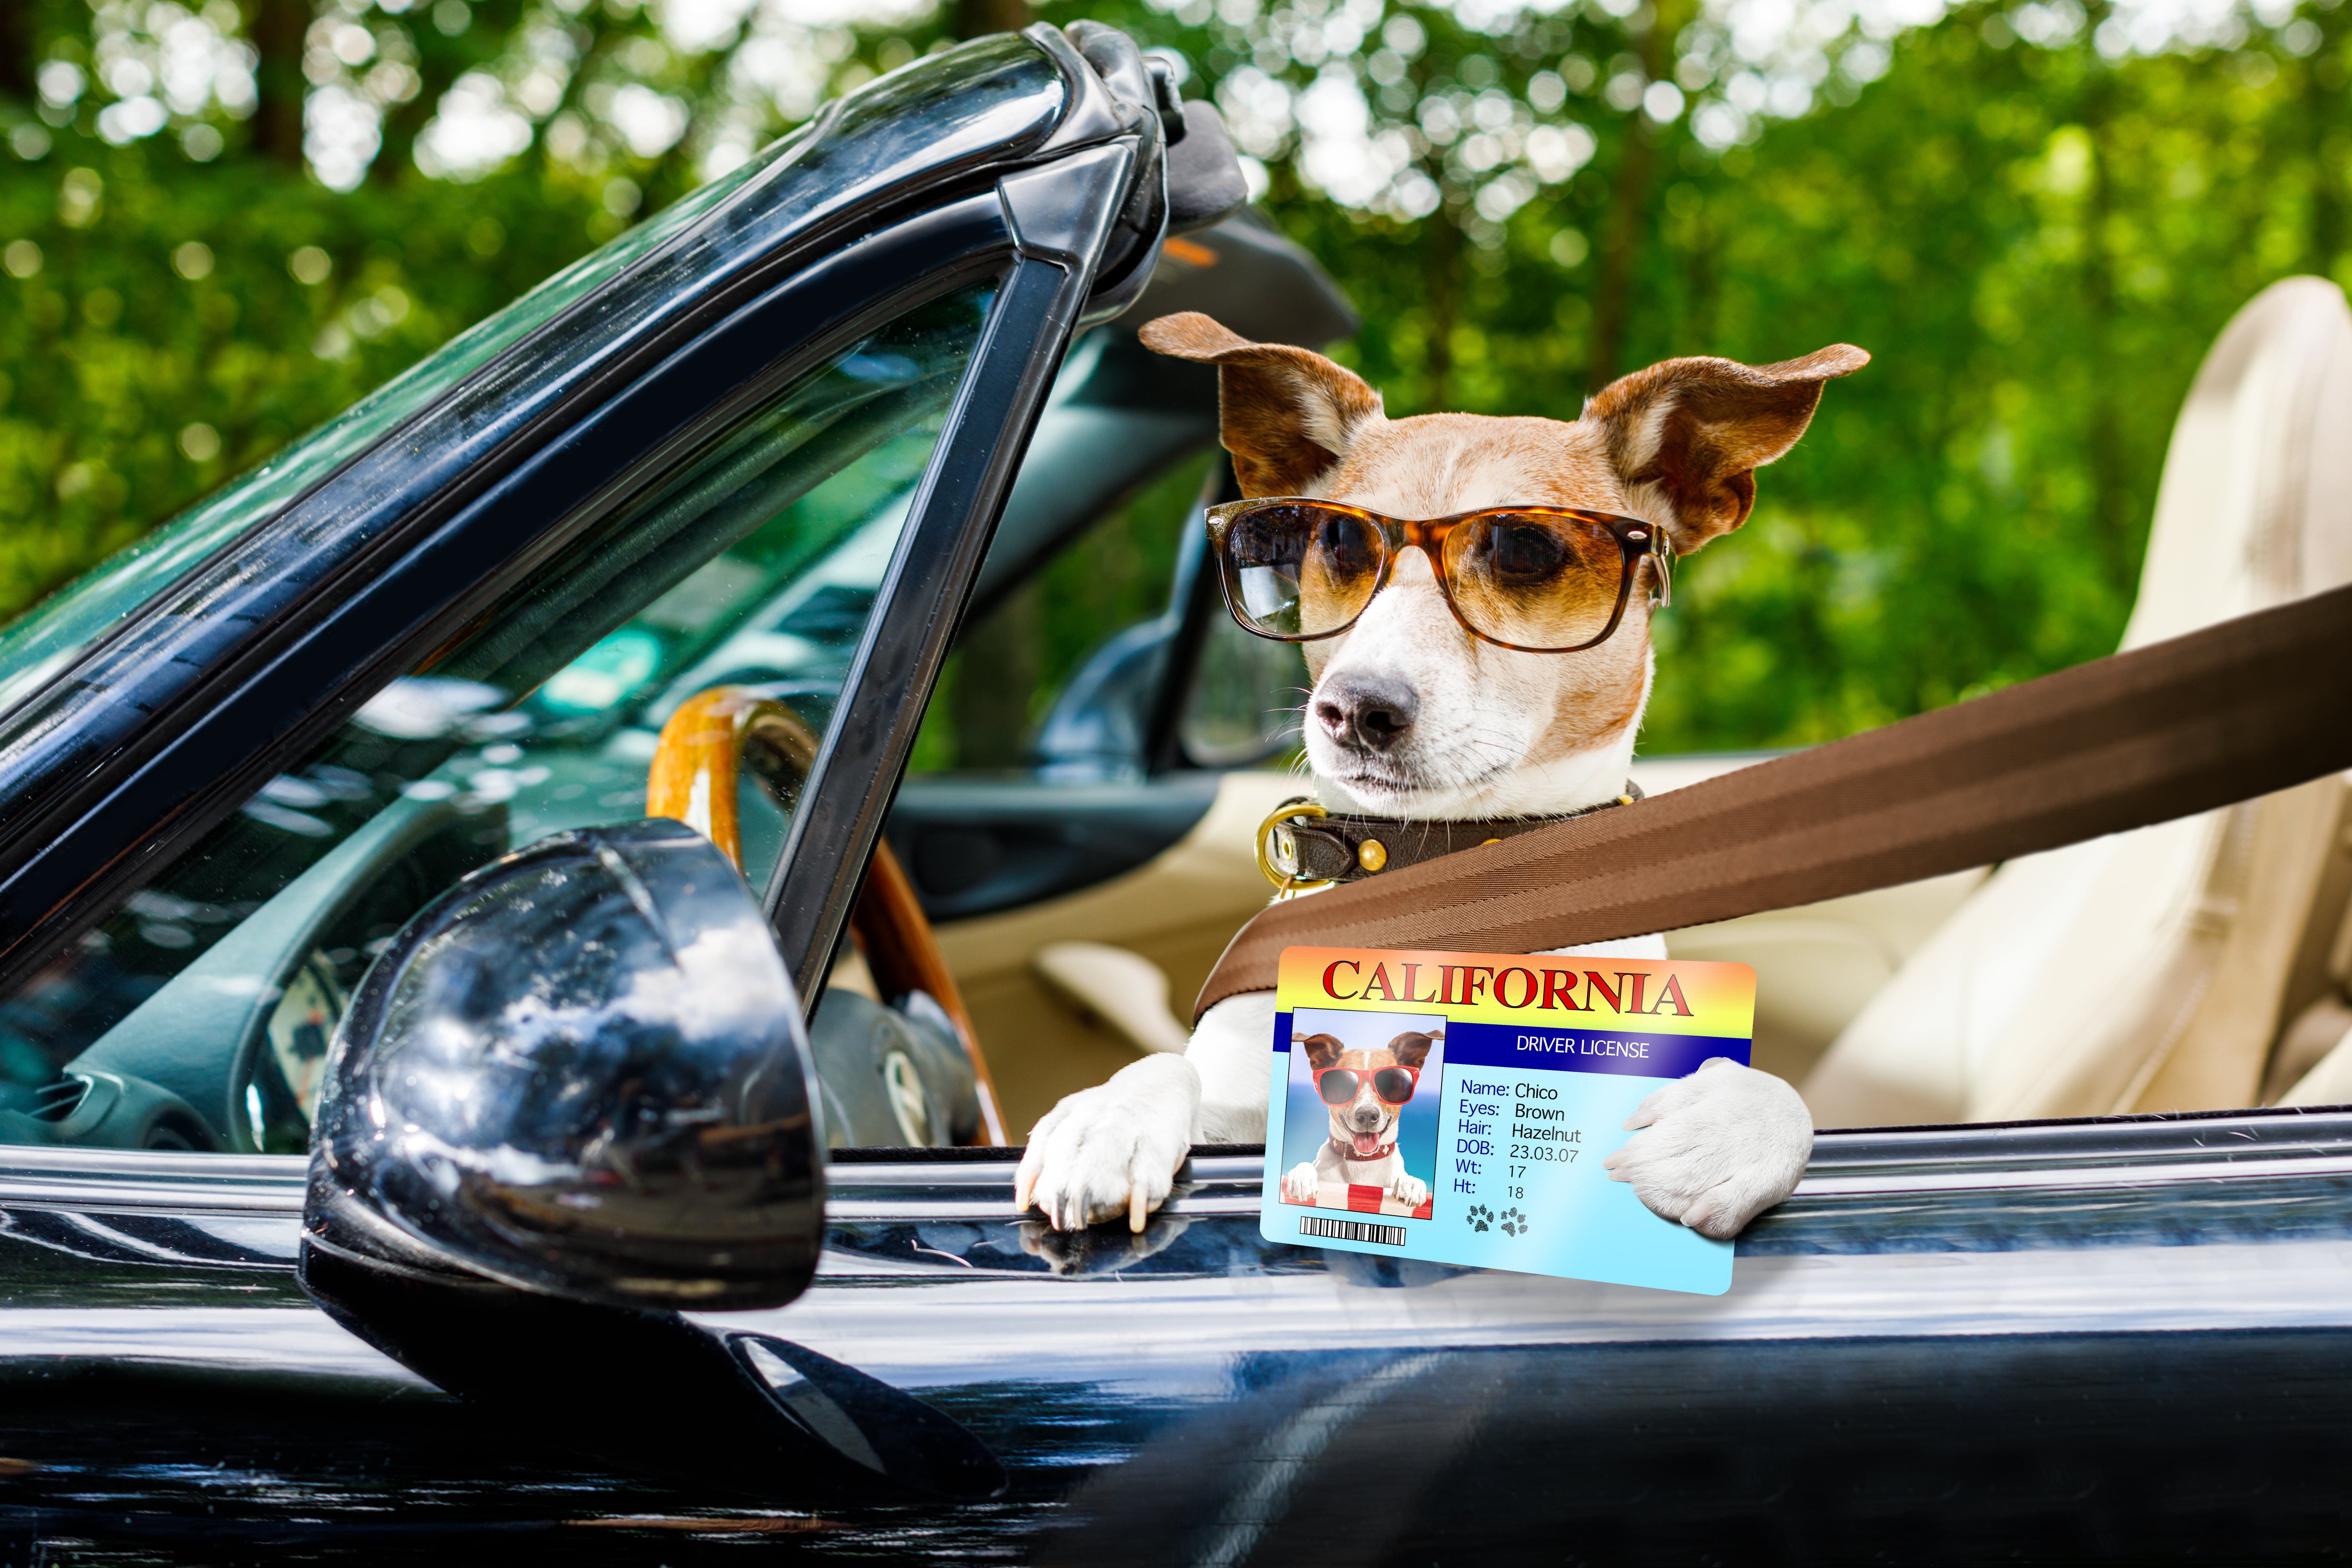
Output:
top-left (1014, 1054), bottom-right (1200, 1233)
top-left (1391, 1171), bottom-right (1429, 1210)
top-left (1281, 1161), bottom-right (1322, 1204)
top-left (1600, 1057), bottom-right (1812, 1240)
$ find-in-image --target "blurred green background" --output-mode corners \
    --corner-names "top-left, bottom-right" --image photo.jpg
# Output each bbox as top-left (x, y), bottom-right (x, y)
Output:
top-left (0, 0), bottom-right (2341, 751)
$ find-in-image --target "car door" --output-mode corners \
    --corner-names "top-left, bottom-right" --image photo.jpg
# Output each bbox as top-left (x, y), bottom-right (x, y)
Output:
top-left (8, 1113), bottom-right (2352, 1561)
top-left (784, 1115), bottom-right (2352, 1564)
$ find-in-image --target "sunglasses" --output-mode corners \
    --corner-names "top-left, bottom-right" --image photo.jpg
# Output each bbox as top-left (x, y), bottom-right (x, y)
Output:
top-left (1313, 1064), bottom-right (1423, 1107)
top-left (1206, 498), bottom-right (1672, 654)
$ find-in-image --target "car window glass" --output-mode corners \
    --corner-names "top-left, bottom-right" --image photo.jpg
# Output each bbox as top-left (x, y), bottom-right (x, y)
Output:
top-left (1181, 604), bottom-right (1307, 768)
top-left (907, 449), bottom-right (1216, 779)
top-left (0, 280), bottom-right (996, 1156)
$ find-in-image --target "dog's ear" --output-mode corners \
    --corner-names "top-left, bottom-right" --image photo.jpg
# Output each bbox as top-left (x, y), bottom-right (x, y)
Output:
top-left (1139, 312), bottom-right (1384, 496)
top-left (1388, 1031), bottom-right (1436, 1070)
top-left (1298, 1032), bottom-right (1347, 1071)
top-left (1584, 345), bottom-right (1868, 553)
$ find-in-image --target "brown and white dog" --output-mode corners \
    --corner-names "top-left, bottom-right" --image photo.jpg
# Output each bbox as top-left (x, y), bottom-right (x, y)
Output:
top-left (1013, 312), bottom-right (1858, 1239)
top-left (1278, 1028), bottom-right (1438, 1211)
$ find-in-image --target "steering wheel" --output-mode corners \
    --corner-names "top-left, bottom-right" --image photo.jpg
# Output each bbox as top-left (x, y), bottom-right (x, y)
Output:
top-left (646, 686), bottom-right (1006, 1145)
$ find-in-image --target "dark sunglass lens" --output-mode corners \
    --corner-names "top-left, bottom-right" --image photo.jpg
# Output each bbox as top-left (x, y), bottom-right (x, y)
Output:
top-left (1223, 504), bottom-right (1380, 638)
top-left (1372, 1068), bottom-right (1417, 1104)
top-left (1484, 520), bottom-right (1572, 584)
top-left (1316, 1069), bottom-right (1360, 1105)
top-left (1444, 513), bottom-right (1625, 651)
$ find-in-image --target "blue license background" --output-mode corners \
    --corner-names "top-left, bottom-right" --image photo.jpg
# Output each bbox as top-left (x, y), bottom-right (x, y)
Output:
top-left (1279, 1006), bottom-right (1447, 1208)
top-left (1432, 1067), bottom-right (1735, 1294)
top-left (1263, 1011), bottom-right (1742, 1295)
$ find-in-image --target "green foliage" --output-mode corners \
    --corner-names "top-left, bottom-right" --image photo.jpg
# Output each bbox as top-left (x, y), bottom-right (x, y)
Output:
top-left (0, 148), bottom-right (603, 620)
top-left (1640, 12), bottom-right (2352, 747)
top-left (3, 0), bottom-right (2348, 754)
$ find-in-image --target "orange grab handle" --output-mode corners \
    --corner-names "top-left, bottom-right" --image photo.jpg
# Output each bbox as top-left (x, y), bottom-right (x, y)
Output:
top-left (648, 687), bottom-right (1005, 1146)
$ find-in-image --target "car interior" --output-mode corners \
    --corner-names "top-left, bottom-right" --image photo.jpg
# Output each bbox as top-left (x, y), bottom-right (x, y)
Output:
top-left (2, 227), bottom-right (2350, 1164)
top-left (908, 271), bottom-right (2352, 1137)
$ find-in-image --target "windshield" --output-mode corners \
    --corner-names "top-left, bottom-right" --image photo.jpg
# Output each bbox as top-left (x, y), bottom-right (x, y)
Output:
top-left (0, 281), bottom-right (997, 1154)
top-left (0, 32), bottom-right (1063, 724)
top-left (0, 159), bottom-right (767, 721)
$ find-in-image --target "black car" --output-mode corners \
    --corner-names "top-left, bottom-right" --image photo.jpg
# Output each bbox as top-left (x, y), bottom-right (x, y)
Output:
top-left (0, 21), bottom-right (2351, 1566)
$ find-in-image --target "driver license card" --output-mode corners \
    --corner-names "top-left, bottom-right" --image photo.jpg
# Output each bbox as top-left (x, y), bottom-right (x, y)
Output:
top-left (1259, 945), bottom-right (1756, 1296)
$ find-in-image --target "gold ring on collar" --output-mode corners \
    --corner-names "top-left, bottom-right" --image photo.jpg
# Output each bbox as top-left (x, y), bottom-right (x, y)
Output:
top-left (1255, 798), bottom-right (1335, 897)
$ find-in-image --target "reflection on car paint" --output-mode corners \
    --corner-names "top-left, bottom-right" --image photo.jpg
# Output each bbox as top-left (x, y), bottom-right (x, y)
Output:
top-left (1, 1117), bottom-right (2351, 1553)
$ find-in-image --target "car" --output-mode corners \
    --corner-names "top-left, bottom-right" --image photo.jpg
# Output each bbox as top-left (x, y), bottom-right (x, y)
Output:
top-left (0, 19), bottom-right (2350, 1563)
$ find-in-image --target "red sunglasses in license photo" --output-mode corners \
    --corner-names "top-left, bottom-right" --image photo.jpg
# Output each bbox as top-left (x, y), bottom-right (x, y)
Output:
top-left (1313, 1064), bottom-right (1422, 1107)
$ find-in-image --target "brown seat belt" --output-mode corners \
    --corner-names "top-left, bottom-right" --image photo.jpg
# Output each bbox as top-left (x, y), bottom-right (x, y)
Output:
top-left (1196, 580), bottom-right (2352, 1020)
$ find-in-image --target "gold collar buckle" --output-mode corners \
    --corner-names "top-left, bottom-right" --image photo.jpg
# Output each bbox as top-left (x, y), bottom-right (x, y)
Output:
top-left (1255, 797), bottom-right (1335, 899)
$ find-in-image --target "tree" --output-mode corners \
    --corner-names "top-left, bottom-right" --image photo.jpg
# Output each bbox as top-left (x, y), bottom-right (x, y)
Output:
top-left (1, 0), bottom-right (2345, 751)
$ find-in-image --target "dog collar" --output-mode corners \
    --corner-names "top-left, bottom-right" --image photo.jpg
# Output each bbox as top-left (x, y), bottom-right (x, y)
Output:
top-left (1257, 783), bottom-right (1644, 892)
top-left (1330, 1134), bottom-right (1398, 1161)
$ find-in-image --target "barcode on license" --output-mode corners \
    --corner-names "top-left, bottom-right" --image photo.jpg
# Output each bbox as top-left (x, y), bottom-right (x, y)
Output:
top-left (1300, 1215), bottom-right (1407, 1246)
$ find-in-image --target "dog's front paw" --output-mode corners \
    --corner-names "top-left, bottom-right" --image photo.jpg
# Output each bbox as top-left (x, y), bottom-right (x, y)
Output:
top-left (1014, 1054), bottom-right (1201, 1233)
top-left (1391, 1171), bottom-right (1429, 1210)
top-left (1600, 1057), bottom-right (1812, 1240)
top-left (1281, 1161), bottom-right (1321, 1204)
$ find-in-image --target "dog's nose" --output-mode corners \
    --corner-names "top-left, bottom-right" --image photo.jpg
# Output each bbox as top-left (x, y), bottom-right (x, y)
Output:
top-left (1314, 674), bottom-right (1417, 755)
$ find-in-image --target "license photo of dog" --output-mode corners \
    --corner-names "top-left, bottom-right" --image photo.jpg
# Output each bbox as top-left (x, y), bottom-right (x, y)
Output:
top-left (1014, 310), bottom-right (1836, 1240)
top-left (1276, 1009), bottom-right (1445, 1218)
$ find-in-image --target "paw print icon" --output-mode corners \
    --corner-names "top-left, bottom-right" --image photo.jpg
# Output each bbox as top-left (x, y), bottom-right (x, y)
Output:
top-left (1466, 1204), bottom-right (1495, 1233)
top-left (1499, 1207), bottom-right (1528, 1238)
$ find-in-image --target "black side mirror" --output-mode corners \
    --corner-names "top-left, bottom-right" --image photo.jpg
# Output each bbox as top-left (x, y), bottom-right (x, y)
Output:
top-left (301, 818), bottom-right (825, 1311)
top-left (292, 818), bottom-right (1002, 1504)
top-left (296, 820), bottom-right (1007, 1501)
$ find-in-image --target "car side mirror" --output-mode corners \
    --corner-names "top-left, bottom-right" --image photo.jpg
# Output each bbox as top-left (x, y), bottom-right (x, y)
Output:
top-left (300, 818), bottom-right (826, 1312)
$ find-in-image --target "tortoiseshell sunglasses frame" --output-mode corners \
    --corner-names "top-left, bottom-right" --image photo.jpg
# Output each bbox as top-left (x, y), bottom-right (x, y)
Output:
top-left (1204, 497), bottom-right (1673, 654)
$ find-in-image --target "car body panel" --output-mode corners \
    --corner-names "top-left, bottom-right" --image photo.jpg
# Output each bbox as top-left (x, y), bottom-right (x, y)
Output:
top-left (4, 1115), bottom-right (2352, 1557)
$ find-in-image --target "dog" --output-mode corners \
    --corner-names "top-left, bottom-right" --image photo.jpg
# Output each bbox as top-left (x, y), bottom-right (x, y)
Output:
top-left (1278, 1029), bottom-right (1437, 1211)
top-left (1012, 311), bottom-right (1856, 1240)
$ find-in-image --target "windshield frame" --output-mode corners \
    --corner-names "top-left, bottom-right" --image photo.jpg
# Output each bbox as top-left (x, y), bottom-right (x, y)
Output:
top-left (0, 34), bottom-right (1099, 990)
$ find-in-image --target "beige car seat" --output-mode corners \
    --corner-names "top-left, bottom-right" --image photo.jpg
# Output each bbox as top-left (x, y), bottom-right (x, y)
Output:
top-left (1804, 277), bottom-right (2352, 1127)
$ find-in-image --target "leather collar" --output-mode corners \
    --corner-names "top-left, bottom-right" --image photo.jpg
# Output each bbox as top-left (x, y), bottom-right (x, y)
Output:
top-left (1330, 1134), bottom-right (1398, 1161)
top-left (1261, 782), bottom-right (1644, 890)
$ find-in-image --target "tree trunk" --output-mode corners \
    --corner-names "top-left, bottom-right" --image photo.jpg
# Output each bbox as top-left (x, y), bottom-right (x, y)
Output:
top-left (953, 0), bottom-right (1028, 40)
top-left (1423, 207), bottom-right (1459, 410)
top-left (0, 0), bottom-right (37, 101)
top-left (371, 60), bottom-right (442, 184)
top-left (2309, 15), bottom-right (2344, 278)
top-left (2078, 30), bottom-right (2131, 596)
top-left (1682, 196), bottom-right (1716, 354)
top-left (246, 0), bottom-right (309, 168)
top-left (1586, 119), bottom-right (1652, 390)
top-left (1588, 1), bottom-right (1686, 389)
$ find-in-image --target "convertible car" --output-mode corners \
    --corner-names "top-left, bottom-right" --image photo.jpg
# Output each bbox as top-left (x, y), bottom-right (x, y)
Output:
top-left (0, 19), bottom-right (2349, 1563)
